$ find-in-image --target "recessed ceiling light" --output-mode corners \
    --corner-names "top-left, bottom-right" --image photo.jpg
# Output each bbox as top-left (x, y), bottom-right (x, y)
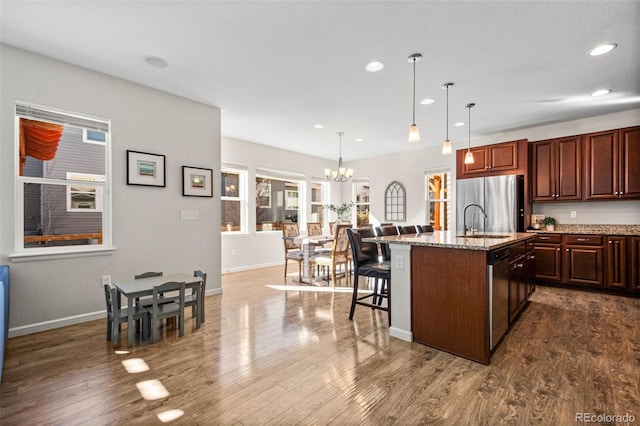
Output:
top-left (588, 43), bottom-right (617, 56)
top-left (355, 138), bottom-right (364, 142)
top-left (313, 124), bottom-right (324, 129)
top-left (365, 61), bottom-right (384, 72)
top-left (420, 98), bottom-right (435, 105)
top-left (591, 89), bottom-right (611, 97)
top-left (143, 55), bottom-right (168, 68)
top-left (454, 122), bottom-right (465, 127)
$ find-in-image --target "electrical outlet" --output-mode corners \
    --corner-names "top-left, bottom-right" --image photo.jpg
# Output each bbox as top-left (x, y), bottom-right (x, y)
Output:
top-left (394, 254), bottom-right (404, 269)
top-left (101, 275), bottom-right (111, 286)
top-left (570, 211), bottom-right (577, 219)
top-left (180, 210), bottom-right (198, 220)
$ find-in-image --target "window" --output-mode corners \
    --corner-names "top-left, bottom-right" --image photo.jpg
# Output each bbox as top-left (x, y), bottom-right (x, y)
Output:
top-left (353, 180), bottom-right (370, 227)
top-left (385, 181), bottom-right (406, 221)
top-left (15, 102), bottom-right (111, 254)
top-left (425, 169), bottom-right (451, 230)
top-left (221, 165), bottom-right (247, 233)
top-left (255, 169), bottom-right (304, 232)
top-left (310, 180), bottom-right (329, 228)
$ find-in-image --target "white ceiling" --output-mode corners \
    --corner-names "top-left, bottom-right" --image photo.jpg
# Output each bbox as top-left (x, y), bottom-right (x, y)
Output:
top-left (1, 1), bottom-right (639, 161)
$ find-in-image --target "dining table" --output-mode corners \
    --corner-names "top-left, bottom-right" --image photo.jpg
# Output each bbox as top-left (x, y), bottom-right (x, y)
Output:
top-left (114, 273), bottom-right (204, 346)
top-left (284, 234), bottom-right (334, 284)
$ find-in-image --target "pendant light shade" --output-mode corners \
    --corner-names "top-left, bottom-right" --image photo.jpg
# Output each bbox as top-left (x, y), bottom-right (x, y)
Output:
top-left (441, 82), bottom-right (454, 155)
top-left (407, 53), bottom-right (422, 142)
top-left (325, 132), bottom-right (354, 182)
top-left (463, 103), bottom-right (476, 164)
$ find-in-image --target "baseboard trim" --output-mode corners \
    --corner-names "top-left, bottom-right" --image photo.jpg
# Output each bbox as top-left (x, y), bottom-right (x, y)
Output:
top-left (222, 261), bottom-right (283, 274)
top-left (9, 310), bottom-right (106, 338)
top-left (9, 289), bottom-right (224, 338)
top-left (389, 326), bottom-right (413, 342)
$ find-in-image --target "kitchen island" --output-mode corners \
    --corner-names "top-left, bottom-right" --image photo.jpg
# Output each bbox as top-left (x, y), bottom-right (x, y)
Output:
top-left (365, 231), bottom-right (534, 364)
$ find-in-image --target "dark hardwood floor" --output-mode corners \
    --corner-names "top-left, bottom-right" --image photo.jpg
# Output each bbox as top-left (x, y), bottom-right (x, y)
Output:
top-left (1, 266), bottom-right (639, 425)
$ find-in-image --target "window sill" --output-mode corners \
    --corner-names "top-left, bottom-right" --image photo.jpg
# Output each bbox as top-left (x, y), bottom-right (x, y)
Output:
top-left (9, 246), bottom-right (116, 262)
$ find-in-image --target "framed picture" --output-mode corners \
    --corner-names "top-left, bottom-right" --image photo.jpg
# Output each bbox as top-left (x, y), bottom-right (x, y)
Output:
top-left (126, 150), bottom-right (166, 187)
top-left (182, 166), bottom-right (213, 197)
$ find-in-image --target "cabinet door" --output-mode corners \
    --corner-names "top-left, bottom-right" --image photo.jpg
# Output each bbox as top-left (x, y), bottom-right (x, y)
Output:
top-left (462, 146), bottom-right (489, 175)
top-left (525, 251), bottom-right (536, 296)
top-left (630, 237), bottom-right (640, 291)
top-left (556, 136), bottom-right (582, 200)
top-left (489, 141), bottom-right (518, 172)
top-left (534, 245), bottom-right (562, 281)
top-left (509, 259), bottom-right (521, 322)
top-left (605, 237), bottom-right (627, 289)
top-left (585, 129), bottom-right (619, 200)
top-left (531, 140), bottom-right (556, 201)
top-left (620, 126), bottom-right (640, 198)
top-left (564, 245), bottom-right (603, 286)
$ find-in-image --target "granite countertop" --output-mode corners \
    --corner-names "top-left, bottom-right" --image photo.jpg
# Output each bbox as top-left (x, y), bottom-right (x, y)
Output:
top-left (527, 224), bottom-right (640, 236)
top-left (364, 231), bottom-right (533, 251)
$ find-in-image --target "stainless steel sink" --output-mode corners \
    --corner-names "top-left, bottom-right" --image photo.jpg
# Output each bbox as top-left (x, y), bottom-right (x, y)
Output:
top-left (457, 234), bottom-right (511, 239)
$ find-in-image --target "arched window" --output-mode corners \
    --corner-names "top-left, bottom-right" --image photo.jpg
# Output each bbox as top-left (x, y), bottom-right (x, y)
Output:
top-left (385, 181), bottom-right (406, 221)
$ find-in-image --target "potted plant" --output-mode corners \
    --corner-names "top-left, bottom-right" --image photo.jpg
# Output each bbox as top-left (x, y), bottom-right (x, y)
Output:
top-left (327, 202), bottom-right (354, 223)
top-left (541, 216), bottom-right (556, 231)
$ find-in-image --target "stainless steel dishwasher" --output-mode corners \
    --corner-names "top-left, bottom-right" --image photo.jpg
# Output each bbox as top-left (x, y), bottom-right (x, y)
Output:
top-left (488, 246), bottom-right (510, 350)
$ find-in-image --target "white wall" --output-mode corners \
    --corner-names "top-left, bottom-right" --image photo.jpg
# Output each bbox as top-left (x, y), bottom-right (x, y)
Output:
top-left (221, 136), bottom-right (345, 273)
top-left (0, 45), bottom-right (221, 335)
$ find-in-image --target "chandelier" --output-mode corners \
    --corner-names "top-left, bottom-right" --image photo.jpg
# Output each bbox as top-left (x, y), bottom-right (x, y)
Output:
top-left (324, 132), bottom-right (354, 182)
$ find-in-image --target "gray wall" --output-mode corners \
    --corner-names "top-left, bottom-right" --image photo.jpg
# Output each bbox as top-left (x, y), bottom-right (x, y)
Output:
top-left (1, 45), bottom-right (221, 335)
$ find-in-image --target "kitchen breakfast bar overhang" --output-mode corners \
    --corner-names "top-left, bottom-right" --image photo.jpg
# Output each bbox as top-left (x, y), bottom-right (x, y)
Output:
top-left (364, 231), bottom-right (535, 365)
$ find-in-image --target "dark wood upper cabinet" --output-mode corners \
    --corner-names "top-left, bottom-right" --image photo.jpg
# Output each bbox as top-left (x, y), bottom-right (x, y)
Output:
top-left (530, 136), bottom-right (581, 202)
top-left (457, 140), bottom-right (526, 179)
top-left (584, 126), bottom-right (640, 200)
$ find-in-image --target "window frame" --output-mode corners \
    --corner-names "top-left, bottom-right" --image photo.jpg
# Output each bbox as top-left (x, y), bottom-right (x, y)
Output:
top-left (425, 168), bottom-right (452, 231)
top-left (310, 179), bottom-right (329, 229)
top-left (255, 168), bottom-right (305, 233)
top-left (11, 101), bottom-right (113, 260)
top-left (352, 178), bottom-right (370, 227)
top-left (221, 165), bottom-right (247, 235)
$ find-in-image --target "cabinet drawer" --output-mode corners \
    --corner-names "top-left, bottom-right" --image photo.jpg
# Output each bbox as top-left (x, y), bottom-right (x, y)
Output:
top-left (534, 234), bottom-right (562, 244)
top-left (565, 235), bottom-right (603, 246)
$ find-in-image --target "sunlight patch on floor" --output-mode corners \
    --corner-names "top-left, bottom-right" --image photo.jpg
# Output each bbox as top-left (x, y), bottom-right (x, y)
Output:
top-left (266, 284), bottom-right (371, 294)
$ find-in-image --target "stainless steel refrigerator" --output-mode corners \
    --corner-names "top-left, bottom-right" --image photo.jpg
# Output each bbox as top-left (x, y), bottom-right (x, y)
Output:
top-left (456, 175), bottom-right (525, 235)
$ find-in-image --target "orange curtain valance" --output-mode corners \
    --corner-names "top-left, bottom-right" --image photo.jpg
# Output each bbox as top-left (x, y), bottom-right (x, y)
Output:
top-left (19, 118), bottom-right (64, 175)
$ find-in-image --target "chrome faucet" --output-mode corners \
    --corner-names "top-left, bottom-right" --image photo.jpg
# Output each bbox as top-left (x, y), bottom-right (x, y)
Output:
top-left (463, 203), bottom-right (488, 235)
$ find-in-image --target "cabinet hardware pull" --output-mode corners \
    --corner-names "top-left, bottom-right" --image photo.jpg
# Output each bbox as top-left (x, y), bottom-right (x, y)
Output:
top-left (577, 238), bottom-right (587, 242)
top-left (556, 248), bottom-right (560, 251)
top-left (566, 249), bottom-right (569, 252)
top-left (540, 237), bottom-right (550, 240)
top-left (517, 263), bottom-right (524, 268)
top-left (609, 241), bottom-right (612, 244)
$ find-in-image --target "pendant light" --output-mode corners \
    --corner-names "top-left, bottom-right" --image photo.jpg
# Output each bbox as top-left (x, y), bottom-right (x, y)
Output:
top-left (441, 82), bottom-right (454, 155)
top-left (464, 103), bottom-right (476, 164)
top-left (324, 132), bottom-right (354, 182)
top-left (407, 53), bottom-right (422, 142)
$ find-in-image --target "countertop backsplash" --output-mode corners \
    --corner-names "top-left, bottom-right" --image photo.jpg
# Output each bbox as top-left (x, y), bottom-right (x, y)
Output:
top-left (529, 224), bottom-right (640, 236)
top-left (532, 200), bottom-right (640, 226)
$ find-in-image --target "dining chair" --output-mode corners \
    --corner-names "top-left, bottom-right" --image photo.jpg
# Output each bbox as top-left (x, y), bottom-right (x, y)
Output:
top-left (282, 223), bottom-right (303, 280)
top-left (307, 224), bottom-right (351, 287)
top-left (418, 224), bottom-right (434, 232)
top-left (103, 283), bottom-right (150, 345)
top-left (184, 270), bottom-right (207, 327)
top-left (150, 281), bottom-right (186, 344)
top-left (398, 225), bottom-right (419, 234)
top-left (346, 228), bottom-right (391, 323)
top-left (134, 271), bottom-right (166, 310)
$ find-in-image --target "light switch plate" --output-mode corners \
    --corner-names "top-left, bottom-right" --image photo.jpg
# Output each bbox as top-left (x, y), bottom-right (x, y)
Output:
top-left (570, 211), bottom-right (577, 219)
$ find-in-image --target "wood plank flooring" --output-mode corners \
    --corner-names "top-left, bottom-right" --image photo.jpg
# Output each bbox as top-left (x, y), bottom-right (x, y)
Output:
top-left (1, 266), bottom-right (639, 425)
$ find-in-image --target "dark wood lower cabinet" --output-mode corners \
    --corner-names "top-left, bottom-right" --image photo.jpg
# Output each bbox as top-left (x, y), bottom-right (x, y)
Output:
top-left (605, 236), bottom-right (627, 289)
top-left (631, 237), bottom-right (640, 291)
top-left (563, 245), bottom-right (603, 286)
top-left (534, 244), bottom-right (562, 281)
